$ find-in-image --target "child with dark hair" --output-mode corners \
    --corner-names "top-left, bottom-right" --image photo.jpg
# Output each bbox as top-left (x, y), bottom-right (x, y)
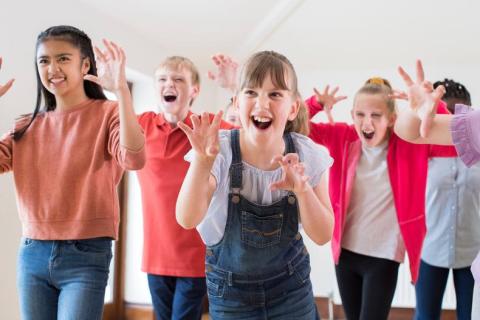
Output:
top-left (0, 25), bottom-right (145, 320)
top-left (414, 78), bottom-right (480, 320)
top-left (394, 60), bottom-right (480, 320)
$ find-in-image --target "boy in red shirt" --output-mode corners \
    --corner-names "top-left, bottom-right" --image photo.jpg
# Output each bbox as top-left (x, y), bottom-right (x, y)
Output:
top-left (136, 56), bottom-right (232, 319)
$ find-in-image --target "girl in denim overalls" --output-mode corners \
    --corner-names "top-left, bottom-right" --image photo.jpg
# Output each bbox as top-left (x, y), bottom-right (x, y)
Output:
top-left (176, 51), bottom-right (334, 319)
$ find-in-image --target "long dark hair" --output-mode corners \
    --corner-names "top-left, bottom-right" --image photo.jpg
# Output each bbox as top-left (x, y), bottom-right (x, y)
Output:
top-left (13, 25), bottom-right (107, 140)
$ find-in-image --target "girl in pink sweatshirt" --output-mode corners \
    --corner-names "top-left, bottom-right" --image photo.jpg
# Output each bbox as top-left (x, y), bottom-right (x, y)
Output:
top-left (307, 78), bottom-right (455, 320)
top-left (0, 25), bottom-right (145, 320)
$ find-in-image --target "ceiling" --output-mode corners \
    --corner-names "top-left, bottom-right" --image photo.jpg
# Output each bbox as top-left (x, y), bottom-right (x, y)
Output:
top-left (74, 0), bottom-right (480, 72)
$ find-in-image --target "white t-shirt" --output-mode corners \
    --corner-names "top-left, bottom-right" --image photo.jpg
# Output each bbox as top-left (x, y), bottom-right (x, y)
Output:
top-left (185, 130), bottom-right (333, 246)
top-left (341, 141), bottom-right (406, 263)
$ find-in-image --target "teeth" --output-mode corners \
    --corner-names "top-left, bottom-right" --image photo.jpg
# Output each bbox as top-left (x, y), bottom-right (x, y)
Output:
top-left (253, 116), bottom-right (271, 123)
top-left (50, 78), bottom-right (65, 84)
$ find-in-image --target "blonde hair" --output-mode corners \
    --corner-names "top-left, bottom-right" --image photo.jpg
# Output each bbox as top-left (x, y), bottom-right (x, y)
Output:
top-left (239, 51), bottom-right (309, 136)
top-left (155, 56), bottom-right (200, 106)
top-left (354, 77), bottom-right (396, 114)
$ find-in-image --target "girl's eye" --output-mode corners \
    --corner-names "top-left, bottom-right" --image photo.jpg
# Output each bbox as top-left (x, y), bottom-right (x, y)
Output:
top-left (58, 56), bottom-right (69, 62)
top-left (175, 78), bottom-right (184, 82)
top-left (244, 90), bottom-right (256, 96)
top-left (270, 92), bottom-right (283, 98)
top-left (356, 113), bottom-right (364, 117)
top-left (371, 113), bottom-right (382, 118)
top-left (157, 78), bottom-right (166, 82)
top-left (38, 59), bottom-right (48, 64)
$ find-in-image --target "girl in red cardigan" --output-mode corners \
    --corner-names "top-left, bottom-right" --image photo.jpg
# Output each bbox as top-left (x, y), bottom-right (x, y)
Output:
top-left (307, 78), bottom-right (455, 320)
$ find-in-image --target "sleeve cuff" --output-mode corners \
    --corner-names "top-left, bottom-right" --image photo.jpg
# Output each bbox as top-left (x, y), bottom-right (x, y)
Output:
top-left (450, 104), bottom-right (480, 167)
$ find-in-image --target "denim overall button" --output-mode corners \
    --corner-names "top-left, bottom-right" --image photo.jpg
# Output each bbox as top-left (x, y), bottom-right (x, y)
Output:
top-left (288, 196), bottom-right (296, 204)
top-left (206, 249), bottom-right (213, 256)
top-left (206, 265), bottom-right (213, 272)
top-left (232, 195), bottom-right (240, 204)
top-left (295, 233), bottom-right (302, 240)
top-left (302, 246), bottom-right (308, 255)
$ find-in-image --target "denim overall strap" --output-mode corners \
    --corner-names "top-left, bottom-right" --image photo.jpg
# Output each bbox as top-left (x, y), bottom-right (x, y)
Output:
top-left (283, 132), bottom-right (296, 155)
top-left (229, 129), bottom-right (242, 194)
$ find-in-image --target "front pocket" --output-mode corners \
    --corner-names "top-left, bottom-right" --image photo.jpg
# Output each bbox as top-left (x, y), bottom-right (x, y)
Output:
top-left (241, 211), bottom-right (283, 248)
top-left (73, 238), bottom-right (112, 254)
top-left (206, 278), bottom-right (225, 298)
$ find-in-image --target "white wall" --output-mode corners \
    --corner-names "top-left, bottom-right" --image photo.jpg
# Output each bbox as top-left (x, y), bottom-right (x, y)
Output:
top-left (3, 0), bottom-right (480, 316)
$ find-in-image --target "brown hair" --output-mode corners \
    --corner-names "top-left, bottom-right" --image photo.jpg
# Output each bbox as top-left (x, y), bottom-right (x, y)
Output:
top-left (238, 51), bottom-right (309, 136)
top-left (354, 77), bottom-right (396, 114)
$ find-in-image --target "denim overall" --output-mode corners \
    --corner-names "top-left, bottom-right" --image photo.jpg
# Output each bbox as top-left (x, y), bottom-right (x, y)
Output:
top-left (205, 129), bottom-right (319, 319)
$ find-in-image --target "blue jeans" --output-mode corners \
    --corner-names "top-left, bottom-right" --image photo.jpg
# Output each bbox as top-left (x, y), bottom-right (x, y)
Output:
top-left (206, 255), bottom-right (319, 320)
top-left (147, 274), bottom-right (206, 320)
top-left (17, 237), bottom-right (112, 320)
top-left (415, 259), bottom-right (474, 320)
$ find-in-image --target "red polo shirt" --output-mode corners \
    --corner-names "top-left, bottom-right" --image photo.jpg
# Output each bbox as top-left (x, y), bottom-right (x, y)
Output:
top-left (137, 111), bottom-right (232, 277)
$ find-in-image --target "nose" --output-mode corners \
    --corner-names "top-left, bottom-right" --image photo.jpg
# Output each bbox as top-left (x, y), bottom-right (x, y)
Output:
top-left (362, 116), bottom-right (374, 129)
top-left (164, 77), bottom-right (174, 87)
top-left (48, 61), bottom-right (60, 74)
top-left (255, 93), bottom-right (269, 110)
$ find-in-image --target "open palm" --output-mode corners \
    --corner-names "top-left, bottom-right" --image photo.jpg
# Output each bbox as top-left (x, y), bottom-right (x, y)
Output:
top-left (207, 54), bottom-right (238, 91)
top-left (84, 40), bottom-right (127, 93)
top-left (397, 60), bottom-right (445, 137)
top-left (178, 111), bottom-right (223, 161)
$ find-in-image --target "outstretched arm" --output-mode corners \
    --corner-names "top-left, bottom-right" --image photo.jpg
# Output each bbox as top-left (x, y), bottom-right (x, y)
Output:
top-left (393, 60), bottom-right (453, 145)
top-left (85, 40), bottom-right (144, 152)
top-left (176, 112), bottom-right (223, 229)
top-left (270, 154), bottom-right (333, 245)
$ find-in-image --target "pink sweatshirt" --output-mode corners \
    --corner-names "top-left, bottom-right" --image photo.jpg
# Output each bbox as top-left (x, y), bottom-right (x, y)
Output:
top-left (0, 99), bottom-right (146, 240)
top-left (306, 96), bottom-right (456, 282)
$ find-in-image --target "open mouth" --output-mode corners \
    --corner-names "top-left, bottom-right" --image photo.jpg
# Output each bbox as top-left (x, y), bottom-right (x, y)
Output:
top-left (49, 77), bottom-right (66, 85)
top-left (362, 130), bottom-right (374, 140)
top-left (251, 116), bottom-right (272, 130)
top-left (163, 95), bottom-right (177, 103)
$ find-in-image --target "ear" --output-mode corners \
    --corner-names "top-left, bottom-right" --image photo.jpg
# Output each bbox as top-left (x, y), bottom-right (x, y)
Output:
top-left (81, 57), bottom-right (91, 75)
top-left (388, 112), bottom-right (397, 127)
top-left (190, 85), bottom-right (200, 100)
top-left (287, 98), bottom-right (300, 121)
top-left (232, 95), bottom-right (239, 110)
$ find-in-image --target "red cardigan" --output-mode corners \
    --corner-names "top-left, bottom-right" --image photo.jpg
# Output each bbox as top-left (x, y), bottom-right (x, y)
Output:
top-left (306, 96), bottom-right (456, 282)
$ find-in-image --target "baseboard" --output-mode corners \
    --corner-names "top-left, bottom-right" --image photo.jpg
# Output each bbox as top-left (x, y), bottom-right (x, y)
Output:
top-left (122, 298), bottom-right (458, 320)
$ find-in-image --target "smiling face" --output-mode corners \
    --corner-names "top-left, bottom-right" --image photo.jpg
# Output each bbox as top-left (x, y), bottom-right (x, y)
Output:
top-left (235, 73), bottom-right (299, 145)
top-left (36, 39), bottom-right (90, 104)
top-left (154, 66), bottom-right (199, 119)
top-left (352, 93), bottom-right (396, 147)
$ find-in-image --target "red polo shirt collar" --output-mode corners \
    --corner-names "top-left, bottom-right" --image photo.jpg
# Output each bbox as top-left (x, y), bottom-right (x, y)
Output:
top-left (155, 111), bottom-right (194, 129)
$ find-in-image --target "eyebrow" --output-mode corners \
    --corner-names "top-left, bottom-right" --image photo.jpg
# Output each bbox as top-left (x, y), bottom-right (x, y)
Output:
top-left (37, 53), bottom-right (73, 60)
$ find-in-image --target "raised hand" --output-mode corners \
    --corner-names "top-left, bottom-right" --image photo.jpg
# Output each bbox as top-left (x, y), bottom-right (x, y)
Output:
top-left (178, 111), bottom-right (223, 162)
top-left (0, 57), bottom-right (14, 97)
top-left (397, 60), bottom-right (445, 137)
top-left (84, 39), bottom-right (128, 93)
top-left (207, 54), bottom-right (238, 92)
top-left (313, 85), bottom-right (347, 109)
top-left (313, 85), bottom-right (347, 123)
top-left (270, 153), bottom-right (310, 194)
